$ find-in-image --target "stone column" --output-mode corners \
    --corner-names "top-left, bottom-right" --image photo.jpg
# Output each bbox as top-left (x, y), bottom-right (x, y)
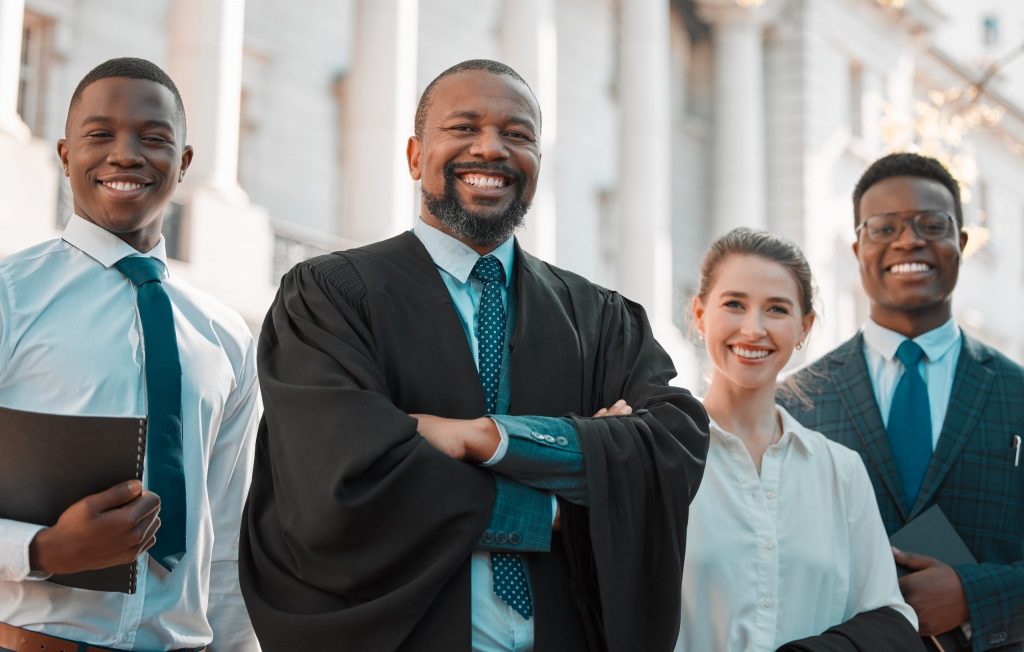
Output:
top-left (340, 0), bottom-right (419, 244)
top-left (500, 0), bottom-right (557, 262)
top-left (168, 0), bottom-right (247, 201)
top-left (618, 0), bottom-right (672, 321)
top-left (698, 0), bottom-right (772, 235)
top-left (0, 0), bottom-right (29, 140)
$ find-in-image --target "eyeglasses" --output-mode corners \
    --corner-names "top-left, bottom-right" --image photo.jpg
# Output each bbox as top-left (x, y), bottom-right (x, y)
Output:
top-left (855, 210), bottom-right (957, 243)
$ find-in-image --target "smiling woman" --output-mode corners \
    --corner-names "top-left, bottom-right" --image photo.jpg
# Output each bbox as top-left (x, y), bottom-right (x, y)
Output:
top-left (676, 228), bottom-right (923, 651)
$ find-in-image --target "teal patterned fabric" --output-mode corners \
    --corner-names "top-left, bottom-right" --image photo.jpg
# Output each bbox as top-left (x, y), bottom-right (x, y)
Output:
top-left (471, 255), bottom-right (533, 620)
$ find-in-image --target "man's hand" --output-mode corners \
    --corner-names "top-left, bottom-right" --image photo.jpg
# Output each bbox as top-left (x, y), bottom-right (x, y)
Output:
top-left (593, 399), bottom-right (632, 418)
top-left (412, 414), bottom-right (500, 463)
top-left (29, 480), bottom-right (161, 575)
top-left (893, 547), bottom-right (970, 635)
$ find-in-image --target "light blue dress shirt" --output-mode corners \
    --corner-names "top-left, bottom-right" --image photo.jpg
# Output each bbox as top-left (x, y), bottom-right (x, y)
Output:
top-left (0, 216), bottom-right (259, 650)
top-left (412, 219), bottom-right (584, 652)
top-left (862, 318), bottom-right (962, 448)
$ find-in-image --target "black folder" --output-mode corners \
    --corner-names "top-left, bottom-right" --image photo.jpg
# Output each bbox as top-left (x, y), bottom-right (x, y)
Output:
top-left (890, 504), bottom-right (977, 652)
top-left (0, 405), bottom-right (146, 593)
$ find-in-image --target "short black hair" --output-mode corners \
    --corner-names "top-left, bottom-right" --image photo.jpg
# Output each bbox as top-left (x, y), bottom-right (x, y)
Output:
top-left (66, 57), bottom-right (187, 139)
top-left (414, 59), bottom-right (539, 139)
top-left (852, 152), bottom-right (963, 228)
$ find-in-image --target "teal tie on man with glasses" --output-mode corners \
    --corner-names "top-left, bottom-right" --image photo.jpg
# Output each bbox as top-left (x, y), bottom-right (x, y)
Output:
top-left (114, 255), bottom-right (186, 570)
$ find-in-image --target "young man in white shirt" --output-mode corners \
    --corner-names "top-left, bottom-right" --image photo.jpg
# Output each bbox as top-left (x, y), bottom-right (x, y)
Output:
top-left (0, 57), bottom-right (259, 652)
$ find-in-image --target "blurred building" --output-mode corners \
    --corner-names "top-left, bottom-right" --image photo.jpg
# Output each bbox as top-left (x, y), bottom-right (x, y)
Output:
top-left (1, 0), bottom-right (1022, 390)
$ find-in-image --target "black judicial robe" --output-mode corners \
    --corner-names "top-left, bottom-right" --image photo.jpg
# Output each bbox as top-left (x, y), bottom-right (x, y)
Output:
top-left (239, 232), bottom-right (709, 652)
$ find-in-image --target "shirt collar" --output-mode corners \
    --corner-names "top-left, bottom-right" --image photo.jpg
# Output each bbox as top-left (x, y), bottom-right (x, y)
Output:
top-left (61, 215), bottom-right (169, 272)
top-left (862, 317), bottom-right (960, 365)
top-left (708, 405), bottom-right (815, 458)
top-left (413, 217), bottom-right (515, 287)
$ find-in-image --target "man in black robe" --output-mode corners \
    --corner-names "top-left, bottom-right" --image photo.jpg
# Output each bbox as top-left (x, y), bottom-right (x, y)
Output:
top-left (239, 59), bottom-right (709, 652)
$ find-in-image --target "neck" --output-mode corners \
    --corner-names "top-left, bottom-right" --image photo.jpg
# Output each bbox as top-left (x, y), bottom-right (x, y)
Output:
top-left (869, 302), bottom-right (951, 338)
top-left (702, 373), bottom-right (779, 445)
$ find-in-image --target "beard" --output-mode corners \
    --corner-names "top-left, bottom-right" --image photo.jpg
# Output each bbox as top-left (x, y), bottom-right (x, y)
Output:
top-left (422, 161), bottom-right (531, 247)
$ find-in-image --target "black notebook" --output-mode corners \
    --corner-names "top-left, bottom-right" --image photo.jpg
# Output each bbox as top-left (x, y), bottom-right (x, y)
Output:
top-left (890, 504), bottom-right (977, 652)
top-left (0, 405), bottom-right (146, 593)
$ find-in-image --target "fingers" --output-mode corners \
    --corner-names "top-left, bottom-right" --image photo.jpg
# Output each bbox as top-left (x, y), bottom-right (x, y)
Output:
top-left (122, 491), bottom-right (162, 526)
top-left (892, 546), bottom-right (934, 571)
top-left (84, 480), bottom-right (144, 512)
top-left (593, 399), bottom-right (633, 418)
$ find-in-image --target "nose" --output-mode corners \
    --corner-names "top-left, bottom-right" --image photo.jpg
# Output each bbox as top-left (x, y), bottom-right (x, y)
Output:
top-left (106, 134), bottom-right (145, 168)
top-left (740, 311), bottom-right (767, 338)
top-left (468, 126), bottom-right (509, 160)
top-left (891, 218), bottom-right (926, 249)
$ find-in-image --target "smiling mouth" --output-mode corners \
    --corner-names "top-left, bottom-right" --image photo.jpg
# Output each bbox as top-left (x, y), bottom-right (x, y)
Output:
top-left (887, 262), bottom-right (933, 275)
top-left (457, 172), bottom-right (509, 189)
top-left (99, 180), bottom-right (150, 193)
top-left (730, 345), bottom-right (772, 360)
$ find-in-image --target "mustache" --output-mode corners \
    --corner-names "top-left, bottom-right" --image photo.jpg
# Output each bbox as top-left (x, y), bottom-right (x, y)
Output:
top-left (444, 161), bottom-right (526, 185)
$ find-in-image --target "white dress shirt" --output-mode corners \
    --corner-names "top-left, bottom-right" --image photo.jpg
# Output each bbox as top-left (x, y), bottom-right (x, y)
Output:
top-left (676, 406), bottom-right (916, 652)
top-left (862, 318), bottom-right (962, 447)
top-left (0, 216), bottom-right (260, 651)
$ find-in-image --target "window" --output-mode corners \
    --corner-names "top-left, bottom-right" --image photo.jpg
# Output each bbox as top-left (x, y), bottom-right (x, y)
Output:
top-left (17, 11), bottom-right (54, 135)
top-left (983, 15), bottom-right (999, 47)
top-left (849, 60), bottom-right (864, 139)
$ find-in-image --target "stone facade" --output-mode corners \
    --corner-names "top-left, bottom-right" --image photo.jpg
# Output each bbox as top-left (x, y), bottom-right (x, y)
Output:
top-left (1, 0), bottom-right (1022, 390)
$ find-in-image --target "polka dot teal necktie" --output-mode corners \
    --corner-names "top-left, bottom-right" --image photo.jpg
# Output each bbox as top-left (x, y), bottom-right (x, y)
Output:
top-left (471, 255), bottom-right (533, 620)
top-left (114, 256), bottom-right (186, 571)
top-left (887, 340), bottom-right (933, 509)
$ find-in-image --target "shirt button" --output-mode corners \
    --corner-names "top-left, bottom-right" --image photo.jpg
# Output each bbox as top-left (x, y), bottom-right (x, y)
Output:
top-left (765, 491), bottom-right (777, 500)
top-left (764, 541), bottom-right (775, 550)
top-left (761, 599), bottom-right (773, 608)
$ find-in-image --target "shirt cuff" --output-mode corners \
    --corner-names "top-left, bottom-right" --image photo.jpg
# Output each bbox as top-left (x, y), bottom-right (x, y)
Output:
top-left (481, 417), bottom-right (510, 466)
top-left (0, 520), bottom-right (49, 582)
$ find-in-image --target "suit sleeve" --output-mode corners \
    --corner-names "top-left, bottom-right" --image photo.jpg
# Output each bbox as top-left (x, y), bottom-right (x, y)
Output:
top-left (956, 561), bottom-right (1024, 651)
top-left (776, 606), bottom-right (926, 651)
top-left (239, 259), bottom-right (496, 652)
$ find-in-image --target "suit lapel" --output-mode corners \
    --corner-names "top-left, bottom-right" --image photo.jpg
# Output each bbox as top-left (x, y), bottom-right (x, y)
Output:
top-left (910, 335), bottom-right (994, 517)
top-left (830, 334), bottom-right (911, 520)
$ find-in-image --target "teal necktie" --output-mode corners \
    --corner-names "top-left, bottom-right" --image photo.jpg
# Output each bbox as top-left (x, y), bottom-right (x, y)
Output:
top-left (115, 256), bottom-right (186, 571)
top-left (471, 256), bottom-right (532, 620)
top-left (887, 340), bottom-right (933, 509)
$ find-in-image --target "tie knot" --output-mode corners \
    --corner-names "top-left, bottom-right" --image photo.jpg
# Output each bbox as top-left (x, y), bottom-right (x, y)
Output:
top-left (895, 339), bottom-right (925, 368)
top-left (115, 256), bottom-right (164, 286)
top-left (471, 255), bottom-right (505, 285)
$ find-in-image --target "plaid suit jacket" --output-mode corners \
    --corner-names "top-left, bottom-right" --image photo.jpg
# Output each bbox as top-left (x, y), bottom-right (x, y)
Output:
top-left (780, 332), bottom-right (1024, 652)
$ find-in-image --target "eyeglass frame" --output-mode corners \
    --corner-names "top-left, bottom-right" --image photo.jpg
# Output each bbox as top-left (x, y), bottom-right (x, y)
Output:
top-left (854, 210), bottom-right (960, 244)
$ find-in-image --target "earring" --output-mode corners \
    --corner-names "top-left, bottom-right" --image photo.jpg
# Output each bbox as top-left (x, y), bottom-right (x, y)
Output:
top-left (178, 171), bottom-right (185, 181)
top-left (795, 340), bottom-right (804, 350)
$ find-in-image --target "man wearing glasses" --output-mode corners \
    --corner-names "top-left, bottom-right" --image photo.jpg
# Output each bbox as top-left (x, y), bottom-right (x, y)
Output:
top-left (781, 152), bottom-right (1023, 651)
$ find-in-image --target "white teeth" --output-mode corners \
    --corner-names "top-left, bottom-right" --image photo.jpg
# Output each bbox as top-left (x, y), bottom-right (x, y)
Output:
top-left (462, 174), bottom-right (506, 188)
top-left (889, 262), bottom-right (931, 274)
top-left (731, 347), bottom-right (770, 359)
top-left (103, 181), bottom-right (144, 192)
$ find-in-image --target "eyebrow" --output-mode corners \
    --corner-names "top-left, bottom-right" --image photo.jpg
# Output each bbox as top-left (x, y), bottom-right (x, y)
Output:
top-left (442, 110), bottom-right (537, 130)
top-left (78, 116), bottom-right (176, 132)
top-left (720, 290), bottom-right (794, 306)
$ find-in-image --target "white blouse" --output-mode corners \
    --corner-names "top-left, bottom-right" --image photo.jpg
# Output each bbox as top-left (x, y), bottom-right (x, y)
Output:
top-left (675, 405), bottom-right (916, 651)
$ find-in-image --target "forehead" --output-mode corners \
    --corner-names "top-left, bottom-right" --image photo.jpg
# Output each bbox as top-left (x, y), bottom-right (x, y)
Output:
top-left (710, 254), bottom-right (802, 299)
top-left (71, 77), bottom-right (180, 130)
top-left (859, 175), bottom-right (956, 216)
top-left (425, 70), bottom-right (540, 129)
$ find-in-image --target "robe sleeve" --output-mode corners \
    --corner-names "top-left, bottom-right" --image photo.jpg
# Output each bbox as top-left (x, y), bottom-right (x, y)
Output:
top-left (561, 291), bottom-right (710, 652)
top-left (239, 258), bottom-right (495, 652)
top-left (775, 606), bottom-right (927, 651)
